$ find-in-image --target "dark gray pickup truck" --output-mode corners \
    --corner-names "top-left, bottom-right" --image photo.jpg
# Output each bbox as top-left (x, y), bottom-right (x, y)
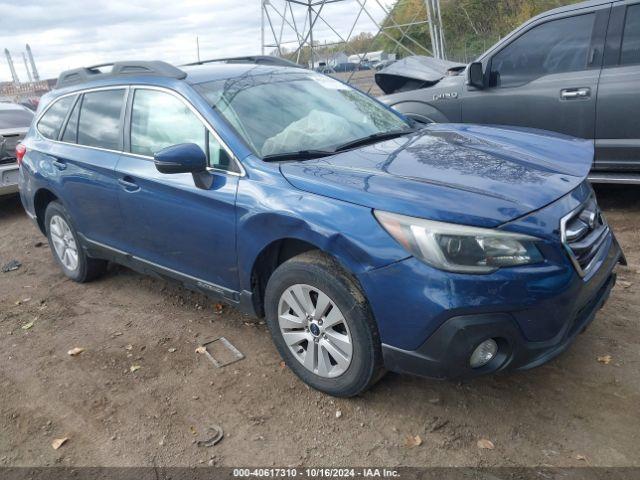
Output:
top-left (379, 0), bottom-right (640, 184)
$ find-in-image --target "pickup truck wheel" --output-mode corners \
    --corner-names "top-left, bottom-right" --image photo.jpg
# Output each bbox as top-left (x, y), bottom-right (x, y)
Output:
top-left (45, 201), bottom-right (107, 282)
top-left (265, 251), bottom-right (384, 397)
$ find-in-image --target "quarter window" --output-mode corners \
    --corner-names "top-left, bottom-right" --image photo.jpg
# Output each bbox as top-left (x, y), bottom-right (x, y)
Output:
top-left (490, 14), bottom-right (595, 88)
top-left (77, 89), bottom-right (125, 150)
top-left (61, 97), bottom-right (81, 143)
top-left (130, 89), bottom-right (233, 170)
top-left (621, 5), bottom-right (640, 65)
top-left (37, 96), bottom-right (75, 140)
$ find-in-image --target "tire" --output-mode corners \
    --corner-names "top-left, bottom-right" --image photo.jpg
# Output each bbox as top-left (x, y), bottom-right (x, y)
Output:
top-left (44, 201), bottom-right (107, 282)
top-left (265, 250), bottom-right (384, 397)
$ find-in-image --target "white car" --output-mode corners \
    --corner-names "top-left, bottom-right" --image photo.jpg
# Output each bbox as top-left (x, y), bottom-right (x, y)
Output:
top-left (1, 102), bottom-right (33, 196)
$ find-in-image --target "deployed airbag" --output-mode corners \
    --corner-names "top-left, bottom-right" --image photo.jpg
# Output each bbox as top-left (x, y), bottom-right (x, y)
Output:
top-left (261, 109), bottom-right (354, 156)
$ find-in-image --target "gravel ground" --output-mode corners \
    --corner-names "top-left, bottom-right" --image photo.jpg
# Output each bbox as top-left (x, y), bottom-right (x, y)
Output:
top-left (0, 185), bottom-right (639, 467)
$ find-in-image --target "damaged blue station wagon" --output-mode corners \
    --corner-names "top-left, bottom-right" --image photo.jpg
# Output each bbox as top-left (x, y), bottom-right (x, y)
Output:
top-left (17, 59), bottom-right (624, 396)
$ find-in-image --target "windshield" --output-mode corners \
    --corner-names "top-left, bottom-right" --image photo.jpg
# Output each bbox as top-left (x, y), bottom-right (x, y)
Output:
top-left (195, 69), bottom-right (411, 158)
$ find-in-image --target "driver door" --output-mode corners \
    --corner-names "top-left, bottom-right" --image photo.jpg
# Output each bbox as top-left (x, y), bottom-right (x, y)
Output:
top-left (462, 6), bottom-right (610, 141)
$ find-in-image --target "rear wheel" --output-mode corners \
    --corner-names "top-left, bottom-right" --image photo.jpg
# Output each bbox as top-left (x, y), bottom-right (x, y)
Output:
top-left (45, 201), bottom-right (107, 282)
top-left (265, 251), bottom-right (384, 397)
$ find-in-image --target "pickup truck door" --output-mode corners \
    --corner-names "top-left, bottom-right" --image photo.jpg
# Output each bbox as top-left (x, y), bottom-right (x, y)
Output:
top-left (462, 6), bottom-right (610, 142)
top-left (592, 1), bottom-right (640, 178)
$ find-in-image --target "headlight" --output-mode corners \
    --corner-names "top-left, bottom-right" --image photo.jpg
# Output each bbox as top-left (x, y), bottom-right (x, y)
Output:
top-left (374, 210), bottom-right (543, 273)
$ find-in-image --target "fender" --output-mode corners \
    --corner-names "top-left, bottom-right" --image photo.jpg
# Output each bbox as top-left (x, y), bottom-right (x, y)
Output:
top-left (234, 157), bottom-right (410, 294)
top-left (383, 100), bottom-right (451, 124)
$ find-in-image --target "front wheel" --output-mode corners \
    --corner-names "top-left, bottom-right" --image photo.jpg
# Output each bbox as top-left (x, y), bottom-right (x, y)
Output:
top-left (264, 251), bottom-right (384, 397)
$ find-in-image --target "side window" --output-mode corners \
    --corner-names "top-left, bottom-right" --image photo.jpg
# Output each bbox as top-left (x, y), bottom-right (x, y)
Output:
top-left (77, 89), bottom-right (125, 150)
top-left (131, 89), bottom-right (233, 171)
top-left (37, 96), bottom-right (75, 140)
top-left (490, 14), bottom-right (595, 88)
top-left (621, 5), bottom-right (640, 65)
top-left (208, 131), bottom-right (234, 171)
top-left (131, 89), bottom-right (205, 157)
top-left (61, 96), bottom-right (81, 143)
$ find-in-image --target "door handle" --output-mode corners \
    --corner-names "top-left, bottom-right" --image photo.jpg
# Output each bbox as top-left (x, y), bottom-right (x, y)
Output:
top-left (118, 177), bottom-right (140, 192)
top-left (560, 87), bottom-right (590, 100)
top-left (52, 159), bottom-right (66, 171)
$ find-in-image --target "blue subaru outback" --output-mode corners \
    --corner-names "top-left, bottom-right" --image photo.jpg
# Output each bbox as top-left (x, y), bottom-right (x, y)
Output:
top-left (17, 59), bottom-right (624, 396)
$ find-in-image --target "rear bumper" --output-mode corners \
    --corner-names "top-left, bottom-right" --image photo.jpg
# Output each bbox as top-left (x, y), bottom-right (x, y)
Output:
top-left (382, 270), bottom-right (617, 379)
top-left (0, 162), bottom-right (19, 195)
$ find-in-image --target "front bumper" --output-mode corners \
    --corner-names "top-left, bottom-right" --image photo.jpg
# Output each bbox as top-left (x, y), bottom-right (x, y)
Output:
top-left (359, 219), bottom-right (623, 380)
top-left (0, 162), bottom-right (19, 195)
top-left (382, 269), bottom-right (617, 379)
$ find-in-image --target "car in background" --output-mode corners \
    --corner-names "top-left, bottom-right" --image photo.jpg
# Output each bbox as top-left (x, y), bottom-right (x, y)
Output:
top-left (379, 0), bottom-right (640, 184)
top-left (18, 60), bottom-right (623, 396)
top-left (1, 102), bottom-right (34, 196)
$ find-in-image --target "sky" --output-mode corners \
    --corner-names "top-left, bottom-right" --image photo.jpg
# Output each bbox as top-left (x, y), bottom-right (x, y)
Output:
top-left (0, 0), bottom-right (392, 82)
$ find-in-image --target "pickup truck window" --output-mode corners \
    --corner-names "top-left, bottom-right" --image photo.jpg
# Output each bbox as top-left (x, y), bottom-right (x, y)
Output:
top-left (490, 13), bottom-right (595, 88)
top-left (621, 4), bottom-right (640, 65)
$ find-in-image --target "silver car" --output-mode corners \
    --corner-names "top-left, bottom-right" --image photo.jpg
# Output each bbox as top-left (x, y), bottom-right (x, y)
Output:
top-left (0, 102), bottom-right (33, 195)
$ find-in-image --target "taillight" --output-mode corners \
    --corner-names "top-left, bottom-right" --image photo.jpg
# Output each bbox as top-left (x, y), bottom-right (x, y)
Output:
top-left (16, 143), bottom-right (26, 166)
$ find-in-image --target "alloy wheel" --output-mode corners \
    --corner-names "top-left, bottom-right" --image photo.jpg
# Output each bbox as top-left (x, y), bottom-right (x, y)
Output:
top-left (49, 215), bottom-right (79, 272)
top-left (278, 283), bottom-right (353, 378)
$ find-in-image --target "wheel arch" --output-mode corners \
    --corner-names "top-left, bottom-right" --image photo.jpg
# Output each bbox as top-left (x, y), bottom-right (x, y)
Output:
top-left (386, 100), bottom-right (450, 123)
top-left (33, 188), bottom-right (60, 234)
top-left (247, 234), bottom-right (369, 318)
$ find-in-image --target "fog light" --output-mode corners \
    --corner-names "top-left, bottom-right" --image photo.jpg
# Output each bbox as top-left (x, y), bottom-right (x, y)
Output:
top-left (469, 339), bottom-right (498, 368)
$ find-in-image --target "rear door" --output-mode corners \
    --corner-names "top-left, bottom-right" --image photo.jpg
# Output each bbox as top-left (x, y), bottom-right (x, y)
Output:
top-left (56, 88), bottom-right (128, 247)
top-left (462, 5), bottom-right (610, 140)
top-left (593, 1), bottom-right (640, 174)
top-left (32, 89), bottom-right (126, 247)
top-left (115, 87), bottom-right (240, 292)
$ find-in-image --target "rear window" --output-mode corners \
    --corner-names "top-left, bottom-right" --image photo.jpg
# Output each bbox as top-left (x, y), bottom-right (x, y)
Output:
top-left (37, 96), bottom-right (74, 139)
top-left (77, 89), bottom-right (125, 150)
top-left (0, 107), bottom-right (33, 129)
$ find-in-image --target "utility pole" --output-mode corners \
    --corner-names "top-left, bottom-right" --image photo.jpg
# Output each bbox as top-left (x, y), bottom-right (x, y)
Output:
top-left (261, 0), bottom-right (266, 55)
top-left (196, 35), bottom-right (201, 63)
top-left (307, 0), bottom-right (315, 69)
top-left (424, 0), bottom-right (445, 59)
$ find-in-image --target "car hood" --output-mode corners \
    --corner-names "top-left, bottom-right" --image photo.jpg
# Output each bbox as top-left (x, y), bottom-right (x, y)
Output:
top-left (280, 124), bottom-right (593, 228)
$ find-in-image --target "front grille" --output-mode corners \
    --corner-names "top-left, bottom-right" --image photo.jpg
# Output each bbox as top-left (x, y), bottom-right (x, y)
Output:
top-left (561, 195), bottom-right (609, 277)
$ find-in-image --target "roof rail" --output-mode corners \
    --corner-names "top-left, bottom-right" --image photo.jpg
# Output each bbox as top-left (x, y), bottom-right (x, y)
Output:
top-left (182, 55), bottom-right (303, 69)
top-left (55, 61), bottom-right (187, 89)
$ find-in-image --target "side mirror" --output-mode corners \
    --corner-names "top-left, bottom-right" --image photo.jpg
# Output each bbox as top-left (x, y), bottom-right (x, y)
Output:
top-left (154, 143), bottom-right (207, 174)
top-left (467, 62), bottom-right (485, 89)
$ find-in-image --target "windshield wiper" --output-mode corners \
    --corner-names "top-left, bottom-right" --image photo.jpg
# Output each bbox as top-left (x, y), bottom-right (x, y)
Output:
top-left (333, 128), bottom-right (416, 152)
top-left (262, 149), bottom-right (335, 162)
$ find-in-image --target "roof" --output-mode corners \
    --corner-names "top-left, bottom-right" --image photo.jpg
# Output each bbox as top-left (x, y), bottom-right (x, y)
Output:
top-left (182, 62), bottom-right (302, 85)
top-left (51, 58), bottom-right (305, 93)
top-left (535, 0), bottom-right (611, 19)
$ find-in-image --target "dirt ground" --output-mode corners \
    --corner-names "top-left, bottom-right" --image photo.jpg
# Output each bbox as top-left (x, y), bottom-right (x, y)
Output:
top-left (0, 185), bottom-right (639, 468)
